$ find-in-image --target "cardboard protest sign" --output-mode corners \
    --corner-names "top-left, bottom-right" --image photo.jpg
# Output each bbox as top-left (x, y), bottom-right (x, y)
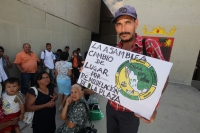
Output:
top-left (78, 41), bottom-right (173, 120)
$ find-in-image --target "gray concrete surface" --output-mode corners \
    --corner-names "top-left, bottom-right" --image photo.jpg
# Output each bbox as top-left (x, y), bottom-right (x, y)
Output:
top-left (20, 82), bottom-right (200, 133)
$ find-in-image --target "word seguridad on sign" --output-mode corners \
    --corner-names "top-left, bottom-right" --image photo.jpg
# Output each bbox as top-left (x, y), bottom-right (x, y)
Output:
top-left (77, 41), bottom-right (173, 120)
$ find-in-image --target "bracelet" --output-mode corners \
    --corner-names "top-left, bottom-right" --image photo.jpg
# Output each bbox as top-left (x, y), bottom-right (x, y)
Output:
top-left (21, 112), bottom-right (25, 114)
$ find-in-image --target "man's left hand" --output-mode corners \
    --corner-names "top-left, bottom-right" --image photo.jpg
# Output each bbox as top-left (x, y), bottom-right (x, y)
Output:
top-left (134, 109), bottom-right (157, 123)
top-left (4, 55), bottom-right (9, 60)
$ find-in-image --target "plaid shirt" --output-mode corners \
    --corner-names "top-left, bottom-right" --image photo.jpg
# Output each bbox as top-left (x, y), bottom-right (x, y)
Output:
top-left (108, 34), bottom-right (165, 112)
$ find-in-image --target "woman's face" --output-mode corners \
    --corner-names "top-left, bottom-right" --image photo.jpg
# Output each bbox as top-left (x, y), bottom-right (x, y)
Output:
top-left (37, 73), bottom-right (50, 86)
top-left (70, 87), bottom-right (83, 102)
top-left (73, 52), bottom-right (77, 56)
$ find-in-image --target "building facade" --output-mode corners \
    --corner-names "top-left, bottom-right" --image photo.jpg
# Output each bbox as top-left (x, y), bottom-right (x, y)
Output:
top-left (1, 0), bottom-right (200, 86)
top-left (0, 0), bottom-right (101, 77)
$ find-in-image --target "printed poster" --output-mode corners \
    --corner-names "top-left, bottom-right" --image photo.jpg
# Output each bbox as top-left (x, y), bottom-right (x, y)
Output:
top-left (78, 41), bottom-right (173, 119)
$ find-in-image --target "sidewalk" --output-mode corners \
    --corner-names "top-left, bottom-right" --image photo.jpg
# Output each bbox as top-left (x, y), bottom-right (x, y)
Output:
top-left (20, 82), bottom-right (200, 133)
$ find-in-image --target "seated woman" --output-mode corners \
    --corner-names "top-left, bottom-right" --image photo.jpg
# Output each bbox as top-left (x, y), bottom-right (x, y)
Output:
top-left (55, 84), bottom-right (89, 133)
top-left (25, 71), bottom-right (58, 133)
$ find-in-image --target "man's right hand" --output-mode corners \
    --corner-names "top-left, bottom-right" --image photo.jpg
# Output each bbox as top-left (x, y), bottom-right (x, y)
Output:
top-left (21, 70), bottom-right (26, 74)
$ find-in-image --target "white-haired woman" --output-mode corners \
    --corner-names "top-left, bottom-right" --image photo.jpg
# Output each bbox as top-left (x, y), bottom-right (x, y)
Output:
top-left (55, 84), bottom-right (89, 133)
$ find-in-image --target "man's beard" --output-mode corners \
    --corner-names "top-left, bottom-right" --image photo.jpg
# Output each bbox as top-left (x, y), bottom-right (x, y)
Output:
top-left (119, 32), bottom-right (135, 43)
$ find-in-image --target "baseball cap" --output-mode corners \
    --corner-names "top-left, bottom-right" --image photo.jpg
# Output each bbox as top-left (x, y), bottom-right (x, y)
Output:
top-left (112, 5), bottom-right (137, 23)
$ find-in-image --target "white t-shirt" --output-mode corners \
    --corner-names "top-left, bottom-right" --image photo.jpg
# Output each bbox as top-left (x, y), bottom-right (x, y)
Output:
top-left (40, 50), bottom-right (56, 69)
top-left (2, 92), bottom-right (25, 115)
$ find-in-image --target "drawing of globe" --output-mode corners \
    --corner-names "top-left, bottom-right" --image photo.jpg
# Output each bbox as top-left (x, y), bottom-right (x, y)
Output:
top-left (115, 59), bottom-right (157, 100)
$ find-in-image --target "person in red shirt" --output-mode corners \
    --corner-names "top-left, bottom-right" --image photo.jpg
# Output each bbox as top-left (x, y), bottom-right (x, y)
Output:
top-left (70, 50), bottom-right (82, 83)
top-left (106, 5), bottom-right (168, 133)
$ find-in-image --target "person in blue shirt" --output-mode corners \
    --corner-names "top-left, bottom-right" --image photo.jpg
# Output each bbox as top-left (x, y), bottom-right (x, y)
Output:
top-left (54, 49), bottom-right (62, 62)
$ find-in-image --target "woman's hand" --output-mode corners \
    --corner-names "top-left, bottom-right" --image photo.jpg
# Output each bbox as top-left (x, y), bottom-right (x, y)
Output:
top-left (60, 97), bottom-right (72, 120)
top-left (65, 97), bottom-right (72, 107)
top-left (50, 92), bottom-right (58, 102)
top-left (45, 101), bottom-right (55, 108)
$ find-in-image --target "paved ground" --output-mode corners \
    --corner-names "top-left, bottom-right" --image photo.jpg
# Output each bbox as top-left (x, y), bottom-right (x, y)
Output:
top-left (20, 82), bottom-right (200, 133)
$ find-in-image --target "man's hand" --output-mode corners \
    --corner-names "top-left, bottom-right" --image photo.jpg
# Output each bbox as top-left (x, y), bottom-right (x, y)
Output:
top-left (4, 55), bottom-right (9, 60)
top-left (134, 109), bottom-right (157, 123)
top-left (20, 70), bottom-right (26, 74)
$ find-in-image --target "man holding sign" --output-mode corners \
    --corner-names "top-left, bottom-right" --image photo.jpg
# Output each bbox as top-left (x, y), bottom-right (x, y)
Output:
top-left (106, 5), bottom-right (167, 133)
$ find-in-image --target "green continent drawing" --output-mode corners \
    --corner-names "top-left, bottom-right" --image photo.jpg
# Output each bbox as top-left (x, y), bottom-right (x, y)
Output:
top-left (115, 59), bottom-right (157, 100)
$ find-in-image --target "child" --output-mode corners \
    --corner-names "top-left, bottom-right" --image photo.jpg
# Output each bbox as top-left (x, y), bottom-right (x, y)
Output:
top-left (0, 77), bottom-right (25, 133)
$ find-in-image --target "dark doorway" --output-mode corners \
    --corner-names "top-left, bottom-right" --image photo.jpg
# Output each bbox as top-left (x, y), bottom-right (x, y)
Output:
top-left (191, 50), bottom-right (200, 90)
top-left (91, 0), bottom-right (117, 46)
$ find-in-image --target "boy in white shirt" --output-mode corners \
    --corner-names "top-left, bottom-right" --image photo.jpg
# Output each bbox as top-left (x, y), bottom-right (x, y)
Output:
top-left (0, 77), bottom-right (25, 133)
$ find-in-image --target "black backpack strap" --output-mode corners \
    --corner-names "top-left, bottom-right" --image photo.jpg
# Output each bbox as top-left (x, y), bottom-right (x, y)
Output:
top-left (142, 38), bottom-right (147, 56)
top-left (43, 50), bottom-right (46, 60)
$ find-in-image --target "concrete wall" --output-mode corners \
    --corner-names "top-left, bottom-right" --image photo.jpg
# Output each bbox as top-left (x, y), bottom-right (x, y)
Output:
top-left (0, 0), bottom-right (99, 78)
top-left (19, 0), bottom-right (101, 33)
top-left (123, 0), bottom-right (200, 85)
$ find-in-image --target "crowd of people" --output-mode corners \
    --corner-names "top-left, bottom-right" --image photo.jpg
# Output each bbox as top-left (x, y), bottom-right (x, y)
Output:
top-left (0, 43), bottom-right (91, 133)
top-left (0, 5), bottom-right (168, 133)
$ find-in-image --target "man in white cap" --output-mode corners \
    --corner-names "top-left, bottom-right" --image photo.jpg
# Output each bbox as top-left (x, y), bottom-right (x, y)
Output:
top-left (106, 5), bottom-right (168, 133)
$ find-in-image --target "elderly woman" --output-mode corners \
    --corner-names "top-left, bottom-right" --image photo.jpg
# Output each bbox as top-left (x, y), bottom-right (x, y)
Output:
top-left (25, 71), bottom-right (58, 133)
top-left (55, 84), bottom-right (89, 133)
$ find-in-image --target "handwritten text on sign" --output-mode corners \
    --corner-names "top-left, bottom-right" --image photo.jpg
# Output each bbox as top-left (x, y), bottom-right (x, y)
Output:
top-left (78, 41), bottom-right (173, 119)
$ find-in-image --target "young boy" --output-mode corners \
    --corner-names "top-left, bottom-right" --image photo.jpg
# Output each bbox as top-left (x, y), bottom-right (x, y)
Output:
top-left (0, 77), bottom-right (25, 133)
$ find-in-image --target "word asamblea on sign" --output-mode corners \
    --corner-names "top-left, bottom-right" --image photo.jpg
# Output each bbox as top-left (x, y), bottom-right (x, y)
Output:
top-left (91, 43), bottom-right (147, 61)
